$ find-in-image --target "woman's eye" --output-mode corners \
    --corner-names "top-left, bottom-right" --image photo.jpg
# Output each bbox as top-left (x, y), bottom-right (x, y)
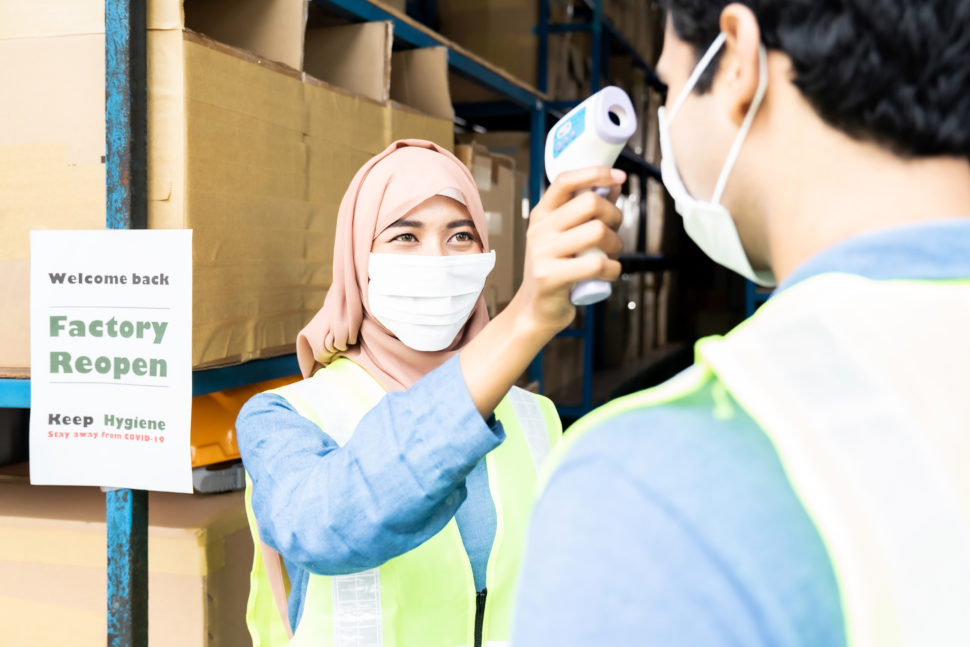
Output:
top-left (451, 231), bottom-right (475, 243)
top-left (392, 233), bottom-right (417, 243)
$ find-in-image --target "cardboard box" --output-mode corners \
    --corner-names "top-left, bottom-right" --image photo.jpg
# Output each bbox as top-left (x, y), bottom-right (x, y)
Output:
top-left (388, 99), bottom-right (455, 147)
top-left (483, 157), bottom-right (518, 313)
top-left (636, 3), bottom-right (665, 63)
top-left (438, 0), bottom-right (539, 90)
top-left (512, 169), bottom-right (530, 290)
top-left (456, 145), bottom-right (519, 315)
top-left (456, 131), bottom-right (532, 187)
top-left (379, 0), bottom-right (407, 13)
top-left (182, 0), bottom-right (308, 70)
top-left (391, 47), bottom-right (455, 121)
top-left (304, 21), bottom-right (393, 103)
top-left (0, 482), bottom-right (252, 646)
top-left (616, 190), bottom-right (641, 254)
top-left (443, 0), bottom-right (592, 102)
top-left (0, 0), bottom-right (454, 372)
top-left (640, 270), bottom-right (676, 353)
top-left (644, 91), bottom-right (667, 256)
top-left (547, 30), bottom-right (591, 100)
top-left (542, 334), bottom-right (584, 404)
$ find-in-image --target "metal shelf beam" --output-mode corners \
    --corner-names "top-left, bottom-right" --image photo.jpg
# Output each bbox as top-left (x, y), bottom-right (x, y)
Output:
top-left (0, 380), bottom-right (30, 409)
top-left (0, 354), bottom-right (301, 409)
top-left (192, 354), bottom-right (300, 396)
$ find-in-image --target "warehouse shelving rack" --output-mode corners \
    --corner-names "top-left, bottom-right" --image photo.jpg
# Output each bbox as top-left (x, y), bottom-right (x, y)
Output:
top-left (0, 0), bottom-right (668, 639)
top-left (534, 0), bottom-right (671, 418)
top-left (537, 0), bottom-right (665, 98)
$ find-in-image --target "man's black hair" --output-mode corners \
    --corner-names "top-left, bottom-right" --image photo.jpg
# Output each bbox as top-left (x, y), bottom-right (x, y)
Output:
top-left (660, 0), bottom-right (970, 161)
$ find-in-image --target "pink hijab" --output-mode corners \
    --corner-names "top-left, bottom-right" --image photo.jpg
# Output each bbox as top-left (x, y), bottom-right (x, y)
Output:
top-left (296, 139), bottom-right (491, 391)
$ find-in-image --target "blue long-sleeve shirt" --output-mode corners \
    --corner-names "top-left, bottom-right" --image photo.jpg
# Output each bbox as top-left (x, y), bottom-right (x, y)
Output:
top-left (237, 355), bottom-right (504, 631)
top-left (513, 219), bottom-right (970, 646)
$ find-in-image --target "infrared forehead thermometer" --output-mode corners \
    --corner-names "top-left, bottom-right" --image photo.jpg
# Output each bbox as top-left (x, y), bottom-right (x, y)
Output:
top-left (545, 85), bottom-right (637, 306)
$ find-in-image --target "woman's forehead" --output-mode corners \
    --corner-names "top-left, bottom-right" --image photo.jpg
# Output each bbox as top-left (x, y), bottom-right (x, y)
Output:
top-left (399, 195), bottom-right (472, 222)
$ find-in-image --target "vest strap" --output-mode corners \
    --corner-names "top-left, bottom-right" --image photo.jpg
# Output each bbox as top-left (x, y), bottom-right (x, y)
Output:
top-left (700, 274), bottom-right (970, 647)
top-left (506, 387), bottom-right (552, 471)
top-left (332, 569), bottom-right (383, 646)
top-left (259, 540), bottom-right (294, 639)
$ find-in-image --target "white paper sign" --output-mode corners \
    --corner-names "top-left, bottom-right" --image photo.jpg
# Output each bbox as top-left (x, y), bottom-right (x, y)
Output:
top-left (30, 230), bottom-right (193, 493)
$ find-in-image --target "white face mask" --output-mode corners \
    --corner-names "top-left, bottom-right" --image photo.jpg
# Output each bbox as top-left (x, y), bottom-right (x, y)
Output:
top-left (658, 33), bottom-right (776, 286)
top-left (367, 251), bottom-right (496, 352)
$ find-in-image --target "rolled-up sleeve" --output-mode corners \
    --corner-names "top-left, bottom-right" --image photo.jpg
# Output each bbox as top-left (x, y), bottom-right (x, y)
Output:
top-left (237, 355), bottom-right (505, 575)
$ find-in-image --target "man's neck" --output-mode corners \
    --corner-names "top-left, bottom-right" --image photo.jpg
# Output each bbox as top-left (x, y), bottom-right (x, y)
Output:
top-left (762, 122), bottom-right (970, 284)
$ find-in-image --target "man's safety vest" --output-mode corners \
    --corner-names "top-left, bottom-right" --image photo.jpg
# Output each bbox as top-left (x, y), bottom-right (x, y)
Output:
top-left (244, 357), bottom-right (561, 647)
top-left (544, 273), bottom-right (970, 647)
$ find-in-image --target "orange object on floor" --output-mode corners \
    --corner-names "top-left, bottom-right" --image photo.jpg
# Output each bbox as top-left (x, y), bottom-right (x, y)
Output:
top-left (191, 375), bottom-right (301, 468)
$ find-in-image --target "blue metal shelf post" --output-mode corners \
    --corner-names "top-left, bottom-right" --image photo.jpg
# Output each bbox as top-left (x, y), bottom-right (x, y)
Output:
top-left (537, 0), bottom-right (550, 94)
top-left (105, 0), bottom-right (149, 644)
top-left (590, 0), bottom-right (603, 92)
top-left (745, 280), bottom-right (772, 317)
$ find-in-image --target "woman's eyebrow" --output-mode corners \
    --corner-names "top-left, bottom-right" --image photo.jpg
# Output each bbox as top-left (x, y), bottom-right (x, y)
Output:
top-left (386, 219), bottom-right (423, 228)
top-left (447, 219), bottom-right (476, 229)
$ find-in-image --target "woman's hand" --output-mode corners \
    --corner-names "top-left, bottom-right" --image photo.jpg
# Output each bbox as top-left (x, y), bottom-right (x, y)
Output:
top-left (509, 166), bottom-right (626, 339)
top-left (459, 166), bottom-right (626, 417)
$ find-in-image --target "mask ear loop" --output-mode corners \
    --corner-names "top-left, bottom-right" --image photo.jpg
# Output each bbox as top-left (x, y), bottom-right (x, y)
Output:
top-left (711, 43), bottom-right (769, 204)
top-left (668, 33), bottom-right (728, 121)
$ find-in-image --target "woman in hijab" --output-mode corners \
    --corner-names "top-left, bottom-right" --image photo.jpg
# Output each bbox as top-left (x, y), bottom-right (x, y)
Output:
top-left (237, 139), bottom-right (624, 647)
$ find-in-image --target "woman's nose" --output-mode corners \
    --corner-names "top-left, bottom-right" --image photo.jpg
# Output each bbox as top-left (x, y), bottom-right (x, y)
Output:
top-left (425, 238), bottom-right (447, 256)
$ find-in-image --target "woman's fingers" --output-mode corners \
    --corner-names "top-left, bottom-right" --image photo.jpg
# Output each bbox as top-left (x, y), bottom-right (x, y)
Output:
top-left (534, 166), bottom-right (627, 215)
top-left (533, 255), bottom-right (623, 288)
top-left (530, 190), bottom-right (623, 236)
top-left (508, 165), bottom-right (627, 337)
top-left (606, 182), bottom-right (623, 204)
top-left (534, 219), bottom-right (624, 260)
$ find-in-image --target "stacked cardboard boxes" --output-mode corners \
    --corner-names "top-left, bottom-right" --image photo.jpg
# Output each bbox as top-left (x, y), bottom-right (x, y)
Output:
top-left (0, 0), bottom-right (454, 374)
top-left (603, 0), bottom-right (664, 62)
top-left (455, 144), bottom-right (527, 316)
top-left (439, 0), bottom-right (540, 93)
top-left (0, 480), bottom-right (252, 646)
top-left (440, 0), bottom-right (662, 101)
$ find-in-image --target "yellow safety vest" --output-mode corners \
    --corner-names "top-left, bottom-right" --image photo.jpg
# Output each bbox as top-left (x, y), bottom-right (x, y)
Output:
top-left (244, 357), bottom-right (562, 647)
top-left (543, 273), bottom-right (970, 647)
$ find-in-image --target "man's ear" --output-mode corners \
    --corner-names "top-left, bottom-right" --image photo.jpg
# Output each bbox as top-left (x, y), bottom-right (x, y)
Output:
top-left (718, 3), bottom-right (763, 125)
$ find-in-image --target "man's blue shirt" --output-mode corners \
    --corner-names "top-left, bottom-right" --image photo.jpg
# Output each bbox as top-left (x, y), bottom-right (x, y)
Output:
top-left (513, 220), bottom-right (970, 646)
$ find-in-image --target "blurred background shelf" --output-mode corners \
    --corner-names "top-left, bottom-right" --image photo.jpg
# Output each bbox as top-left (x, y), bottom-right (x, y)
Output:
top-left (551, 342), bottom-right (690, 422)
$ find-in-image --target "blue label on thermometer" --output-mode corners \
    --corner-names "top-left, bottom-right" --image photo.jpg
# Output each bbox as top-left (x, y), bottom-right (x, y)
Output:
top-left (552, 107), bottom-right (586, 159)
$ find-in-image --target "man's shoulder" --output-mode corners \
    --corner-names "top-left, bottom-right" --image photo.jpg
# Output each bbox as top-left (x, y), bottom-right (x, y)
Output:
top-left (527, 375), bottom-right (846, 646)
top-left (553, 372), bottom-right (770, 496)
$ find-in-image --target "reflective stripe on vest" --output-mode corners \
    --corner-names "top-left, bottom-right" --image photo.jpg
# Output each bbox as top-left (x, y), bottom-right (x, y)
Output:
top-left (541, 274), bottom-right (970, 647)
top-left (244, 357), bottom-right (561, 646)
